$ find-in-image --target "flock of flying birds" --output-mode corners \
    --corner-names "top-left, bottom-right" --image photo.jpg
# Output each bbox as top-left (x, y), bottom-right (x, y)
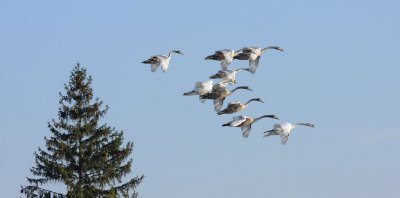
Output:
top-left (142, 46), bottom-right (315, 145)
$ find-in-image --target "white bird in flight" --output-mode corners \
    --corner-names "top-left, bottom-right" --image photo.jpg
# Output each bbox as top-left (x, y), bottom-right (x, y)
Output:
top-left (142, 50), bottom-right (184, 72)
top-left (234, 46), bottom-right (284, 73)
top-left (205, 49), bottom-right (240, 70)
top-left (263, 122), bottom-right (315, 145)
top-left (222, 114), bottom-right (279, 138)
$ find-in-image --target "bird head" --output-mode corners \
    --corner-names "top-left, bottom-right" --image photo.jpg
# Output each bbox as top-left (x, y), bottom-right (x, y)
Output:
top-left (245, 86), bottom-right (253, 91)
top-left (237, 86), bottom-right (252, 91)
top-left (173, 50), bottom-right (184, 55)
top-left (271, 46), bottom-right (284, 52)
top-left (254, 98), bottom-right (264, 103)
top-left (271, 115), bottom-right (279, 120)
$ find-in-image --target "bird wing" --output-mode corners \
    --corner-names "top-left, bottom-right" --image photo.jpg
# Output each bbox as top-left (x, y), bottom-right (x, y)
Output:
top-left (212, 82), bottom-right (228, 92)
top-left (280, 134), bottom-right (290, 145)
top-left (214, 50), bottom-right (224, 55)
top-left (279, 122), bottom-right (292, 135)
top-left (249, 54), bottom-right (260, 73)
top-left (263, 130), bottom-right (278, 137)
top-left (146, 56), bottom-right (161, 72)
top-left (213, 97), bottom-right (225, 112)
top-left (227, 101), bottom-right (241, 108)
top-left (199, 97), bottom-right (206, 103)
top-left (220, 50), bottom-right (234, 70)
top-left (159, 56), bottom-right (170, 72)
top-left (194, 80), bottom-right (213, 95)
top-left (201, 80), bottom-right (214, 95)
top-left (230, 116), bottom-right (247, 126)
top-left (241, 125), bottom-right (252, 138)
top-left (223, 70), bottom-right (237, 83)
top-left (151, 64), bottom-right (159, 72)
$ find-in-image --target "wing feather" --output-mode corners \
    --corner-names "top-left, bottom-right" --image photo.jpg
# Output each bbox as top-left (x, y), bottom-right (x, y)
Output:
top-left (151, 64), bottom-right (160, 72)
top-left (230, 116), bottom-right (246, 126)
top-left (249, 55), bottom-right (260, 73)
top-left (241, 125), bottom-right (252, 138)
top-left (213, 98), bottom-right (225, 112)
top-left (280, 135), bottom-right (289, 145)
top-left (160, 56), bottom-right (170, 72)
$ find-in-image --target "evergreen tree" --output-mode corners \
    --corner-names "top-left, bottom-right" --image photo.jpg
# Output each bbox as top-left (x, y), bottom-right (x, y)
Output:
top-left (21, 63), bottom-right (144, 198)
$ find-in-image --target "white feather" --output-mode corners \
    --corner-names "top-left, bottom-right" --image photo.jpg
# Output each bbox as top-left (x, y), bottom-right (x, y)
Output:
top-left (159, 56), bottom-right (171, 72)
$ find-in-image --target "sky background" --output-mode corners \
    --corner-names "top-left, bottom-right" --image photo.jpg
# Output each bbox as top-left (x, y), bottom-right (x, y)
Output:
top-left (1, 0), bottom-right (400, 197)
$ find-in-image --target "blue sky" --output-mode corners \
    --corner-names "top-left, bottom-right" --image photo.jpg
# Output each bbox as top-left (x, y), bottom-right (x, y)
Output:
top-left (1, 0), bottom-right (399, 197)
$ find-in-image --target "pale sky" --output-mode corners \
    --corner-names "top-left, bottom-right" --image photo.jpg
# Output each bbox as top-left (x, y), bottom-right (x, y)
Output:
top-left (1, 0), bottom-right (399, 197)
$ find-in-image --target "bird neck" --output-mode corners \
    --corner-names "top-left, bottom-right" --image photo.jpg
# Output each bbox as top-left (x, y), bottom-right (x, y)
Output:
top-left (261, 47), bottom-right (272, 53)
top-left (294, 123), bottom-right (312, 127)
top-left (168, 51), bottom-right (174, 57)
top-left (239, 68), bottom-right (251, 72)
top-left (245, 98), bottom-right (259, 105)
top-left (254, 115), bottom-right (272, 123)
top-left (231, 86), bottom-right (248, 93)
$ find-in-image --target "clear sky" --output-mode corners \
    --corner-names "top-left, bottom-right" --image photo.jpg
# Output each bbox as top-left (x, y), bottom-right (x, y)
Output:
top-left (1, 0), bottom-right (399, 197)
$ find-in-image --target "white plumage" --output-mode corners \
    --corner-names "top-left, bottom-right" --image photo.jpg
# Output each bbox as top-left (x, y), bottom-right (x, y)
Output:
top-left (183, 80), bottom-right (214, 96)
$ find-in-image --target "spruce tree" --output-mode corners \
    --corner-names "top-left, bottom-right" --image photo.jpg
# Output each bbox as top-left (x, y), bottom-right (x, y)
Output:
top-left (21, 63), bottom-right (144, 198)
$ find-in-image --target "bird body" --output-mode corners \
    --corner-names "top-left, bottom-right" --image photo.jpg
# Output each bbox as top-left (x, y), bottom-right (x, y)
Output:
top-left (142, 50), bottom-right (183, 72)
top-left (222, 115), bottom-right (279, 138)
top-left (209, 68), bottom-right (250, 84)
top-left (263, 122), bottom-right (315, 145)
top-left (234, 46), bottom-right (284, 73)
top-left (200, 85), bottom-right (252, 111)
top-left (217, 98), bottom-right (264, 115)
top-left (205, 49), bottom-right (239, 70)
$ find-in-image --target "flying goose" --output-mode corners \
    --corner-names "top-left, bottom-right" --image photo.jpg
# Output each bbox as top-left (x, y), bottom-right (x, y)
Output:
top-left (222, 114), bottom-right (279, 138)
top-left (205, 49), bottom-right (240, 70)
top-left (183, 80), bottom-right (214, 96)
top-left (209, 68), bottom-right (250, 84)
top-left (200, 85), bottom-right (253, 112)
top-left (263, 122), bottom-right (315, 145)
top-left (142, 50), bottom-right (184, 72)
top-left (234, 46), bottom-right (284, 73)
top-left (217, 98), bottom-right (264, 115)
